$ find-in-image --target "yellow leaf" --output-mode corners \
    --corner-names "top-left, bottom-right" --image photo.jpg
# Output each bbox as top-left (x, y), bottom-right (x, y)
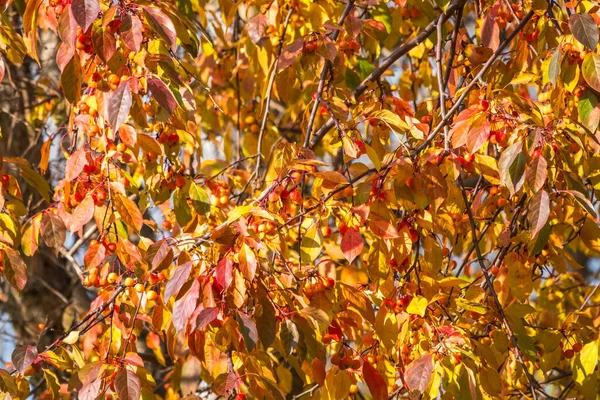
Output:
top-left (406, 296), bottom-right (428, 317)
top-left (63, 331), bottom-right (80, 345)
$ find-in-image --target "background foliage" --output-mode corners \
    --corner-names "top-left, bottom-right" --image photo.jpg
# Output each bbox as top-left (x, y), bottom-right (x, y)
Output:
top-left (1, 0), bottom-right (600, 398)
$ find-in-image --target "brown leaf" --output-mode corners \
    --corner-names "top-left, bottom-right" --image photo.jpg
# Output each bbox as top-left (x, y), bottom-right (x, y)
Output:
top-left (11, 345), bottom-right (38, 374)
top-left (92, 26), bottom-right (116, 63)
top-left (569, 13), bottom-right (599, 50)
top-left (3, 248), bottom-right (28, 290)
top-left (41, 212), bottom-right (67, 250)
top-left (528, 190), bottom-right (550, 238)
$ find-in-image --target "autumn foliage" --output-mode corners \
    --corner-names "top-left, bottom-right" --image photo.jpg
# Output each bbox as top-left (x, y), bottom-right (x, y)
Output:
top-left (2, 0), bottom-right (600, 398)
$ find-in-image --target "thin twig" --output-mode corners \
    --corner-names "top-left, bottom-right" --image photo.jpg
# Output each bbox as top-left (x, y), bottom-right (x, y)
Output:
top-left (412, 10), bottom-right (534, 156)
top-left (253, 7), bottom-right (295, 182)
top-left (457, 175), bottom-right (543, 400)
top-left (303, 0), bottom-right (355, 147)
top-left (309, 0), bottom-right (469, 149)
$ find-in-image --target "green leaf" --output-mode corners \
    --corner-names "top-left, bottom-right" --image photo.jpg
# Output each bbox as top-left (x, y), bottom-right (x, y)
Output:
top-left (548, 46), bottom-right (561, 85)
top-left (189, 183), bottom-right (210, 215)
top-left (498, 141), bottom-right (525, 196)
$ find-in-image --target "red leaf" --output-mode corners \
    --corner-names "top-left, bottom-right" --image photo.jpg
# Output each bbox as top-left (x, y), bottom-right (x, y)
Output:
top-left (71, 0), bottom-right (99, 32)
top-left (57, 7), bottom-right (78, 48)
top-left (164, 261), bottom-right (192, 301)
top-left (362, 361), bottom-right (388, 400)
top-left (122, 353), bottom-right (144, 368)
top-left (173, 279), bottom-right (200, 331)
top-left (141, 6), bottom-right (176, 50)
top-left (247, 14), bottom-right (268, 46)
top-left (115, 368), bottom-right (141, 400)
top-left (405, 353), bottom-right (434, 394)
top-left (481, 9), bottom-right (500, 51)
top-left (216, 257), bottom-right (233, 289)
top-left (118, 124), bottom-right (137, 147)
top-left (196, 307), bottom-right (219, 330)
top-left (68, 195), bottom-right (94, 233)
top-left (341, 228), bottom-right (363, 263)
top-left (11, 345), bottom-right (38, 374)
top-left (65, 147), bottom-right (87, 182)
top-left (368, 213), bottom-right (399, 239)
top-left (79, 379), bottom-right (101, 400)
top-left (278, 38), bottom-right (304, 71)
top-left (121, 14), bottom-right (143, 52)
top-left (327, 320), bottom-right (343, 341)
top-left (147, 77), bottom-right (177, 114)
top-left (84, 241), bottom-right (106, 270)
top-left (105, 81), bottom-right (132, 131)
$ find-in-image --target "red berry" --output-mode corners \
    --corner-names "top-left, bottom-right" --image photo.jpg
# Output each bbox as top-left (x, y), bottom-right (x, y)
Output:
top-left (563, 349), bottom-right (574, 359)
top-left (354, 139), bottom-right (366, 154)
top-left (409, 228), bottom-right (419, 243)
top-left (268, 191), bottom-right (280, 203)
top-left (481, 99), bottom-right (489, 110)
top-left (168, 133), bottom-right (179, 144)
top-left (158, 133), bottom-right (169, 143)
top-left (572, 343), bottom-right (583, 353)
top-left (1, 174), bottom-right (9, 184)
top-left (289, 189), bottom-right (302, 204)
top-left (532, 149), bottom-right (542, 158)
